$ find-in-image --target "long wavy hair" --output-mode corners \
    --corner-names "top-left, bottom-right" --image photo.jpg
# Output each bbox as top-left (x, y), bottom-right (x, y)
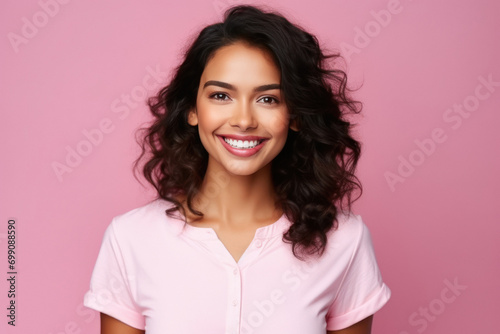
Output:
top-left (134, 4), bottom-right (363, 261)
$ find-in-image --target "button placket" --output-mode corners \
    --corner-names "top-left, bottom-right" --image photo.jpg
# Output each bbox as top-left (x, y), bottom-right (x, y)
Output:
top-left (225, 265), bottom-right (242, 334)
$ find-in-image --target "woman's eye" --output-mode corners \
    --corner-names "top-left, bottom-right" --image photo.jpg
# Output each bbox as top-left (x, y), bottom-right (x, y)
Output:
top-left (209, 93), bottom-right (279, 104)
top-left (258, 96), bottom-right (279, 105)
top-left (210, 92), bottom-right (230, 101)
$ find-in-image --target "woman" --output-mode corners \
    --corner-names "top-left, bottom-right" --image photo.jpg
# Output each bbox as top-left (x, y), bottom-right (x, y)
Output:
top-left (84, 5), bottom-right (391, 333)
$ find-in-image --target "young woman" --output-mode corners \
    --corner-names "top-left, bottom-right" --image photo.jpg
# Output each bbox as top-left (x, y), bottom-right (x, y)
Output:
top-left (84, 5), bottom-right (391, 334)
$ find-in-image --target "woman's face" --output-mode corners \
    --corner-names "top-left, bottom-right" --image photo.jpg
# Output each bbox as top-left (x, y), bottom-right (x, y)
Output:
top-left (188, 41), bottom-right (298, 176)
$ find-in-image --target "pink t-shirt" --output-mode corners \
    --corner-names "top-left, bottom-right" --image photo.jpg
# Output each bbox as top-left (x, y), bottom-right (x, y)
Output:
top-left (83, 198), bottom-right (390, 333)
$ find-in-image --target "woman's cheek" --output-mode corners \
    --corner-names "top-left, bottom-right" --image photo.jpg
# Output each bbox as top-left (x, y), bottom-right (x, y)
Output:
top-left (267, 109), bottom-right (290, 134)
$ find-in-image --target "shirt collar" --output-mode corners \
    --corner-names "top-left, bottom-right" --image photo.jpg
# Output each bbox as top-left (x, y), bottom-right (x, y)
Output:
top-left (156, 198), bottom-right (291, 240)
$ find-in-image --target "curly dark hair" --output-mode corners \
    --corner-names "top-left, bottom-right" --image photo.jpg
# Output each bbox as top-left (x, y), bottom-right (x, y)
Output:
top-left (134, 4), bottom-right (363, 261)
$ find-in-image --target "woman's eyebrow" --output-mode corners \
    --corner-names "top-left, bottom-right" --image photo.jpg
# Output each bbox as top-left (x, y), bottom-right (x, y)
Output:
top-left (203, 80), bottom-right (281, 92)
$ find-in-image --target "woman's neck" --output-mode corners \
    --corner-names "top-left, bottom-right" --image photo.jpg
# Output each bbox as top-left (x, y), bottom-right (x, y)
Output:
top-left (185, 160), bottom-right (281, 228)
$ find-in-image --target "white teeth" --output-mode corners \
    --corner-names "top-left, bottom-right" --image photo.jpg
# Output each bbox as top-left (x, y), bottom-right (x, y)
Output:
top-left (223, 137), bottom-right (261, 149)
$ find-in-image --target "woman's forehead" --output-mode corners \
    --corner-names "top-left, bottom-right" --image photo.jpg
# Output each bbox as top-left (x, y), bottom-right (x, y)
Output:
top-left (202, 42), bottom-right (281, 84)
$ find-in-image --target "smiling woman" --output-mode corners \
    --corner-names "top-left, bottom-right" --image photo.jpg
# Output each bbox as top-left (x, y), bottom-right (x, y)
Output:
top-left (83, 4), bottom-right (390, 334)
top-left (186, 41), bottom-right (294, 175)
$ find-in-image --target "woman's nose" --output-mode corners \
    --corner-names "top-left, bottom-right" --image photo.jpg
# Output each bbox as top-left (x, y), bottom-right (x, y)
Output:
top-left (229, 101), bottom-right (258, 130)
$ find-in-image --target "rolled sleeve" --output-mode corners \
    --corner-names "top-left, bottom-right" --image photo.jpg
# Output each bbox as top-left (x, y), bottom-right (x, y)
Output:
top-left (326, 218), bottom-right (391, 330)
top-left (83, 218), bottom-right (145, 330)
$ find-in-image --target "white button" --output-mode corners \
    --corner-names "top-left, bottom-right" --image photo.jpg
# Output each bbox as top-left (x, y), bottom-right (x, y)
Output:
top-left (232, 299), bottom-right (238, 306)
top-left (254, 240), bottom-right (262, 248)
top-left (233, 268), bottom-right (238, 275)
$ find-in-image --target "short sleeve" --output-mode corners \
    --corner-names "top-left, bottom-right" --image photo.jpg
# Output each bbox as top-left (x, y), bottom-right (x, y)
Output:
top-left (83, 218), bottom-right (145, 330)
top-left (325, 217), bottom-right (391, 330)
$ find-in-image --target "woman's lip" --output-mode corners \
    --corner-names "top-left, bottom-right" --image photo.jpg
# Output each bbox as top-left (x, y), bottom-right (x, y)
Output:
top-left (217, 135), bottom-right (267, 157)
top-left (217, 134), bottom-right (269, 141)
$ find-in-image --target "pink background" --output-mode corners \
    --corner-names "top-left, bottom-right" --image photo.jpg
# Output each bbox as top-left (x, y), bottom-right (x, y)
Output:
top-left (1, 0), bottom-right (499, 333)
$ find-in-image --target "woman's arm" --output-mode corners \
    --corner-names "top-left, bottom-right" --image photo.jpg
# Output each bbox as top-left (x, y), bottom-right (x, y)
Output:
top-left (101, 310), bottom-right (372, 334)
top-left (100, 313), bottom-right (145, 334)
top-left (327, 315), bottom-right (373, 334)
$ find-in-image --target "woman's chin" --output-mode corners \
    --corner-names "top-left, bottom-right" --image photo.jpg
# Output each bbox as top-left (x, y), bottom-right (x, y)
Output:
top-left (220, 160), bottom-right (268, 177)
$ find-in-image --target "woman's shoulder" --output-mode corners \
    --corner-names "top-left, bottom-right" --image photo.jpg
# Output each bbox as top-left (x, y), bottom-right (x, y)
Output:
top-left (331, 210), bottom-right (365, 236)
top-left (108, 198), bottom-right (176, 235)
top-left (324, 211), bottom-right (373, 253)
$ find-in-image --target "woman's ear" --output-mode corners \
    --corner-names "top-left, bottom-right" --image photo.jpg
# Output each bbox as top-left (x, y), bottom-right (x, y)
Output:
top-left (289, 118), bottom-right (299, 132)
top-left (187, 108), bottom-right (198, 126)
